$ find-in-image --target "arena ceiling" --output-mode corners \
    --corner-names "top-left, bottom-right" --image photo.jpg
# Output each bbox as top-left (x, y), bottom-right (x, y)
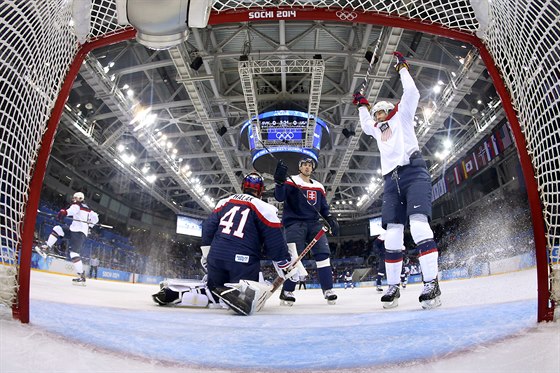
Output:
top-left (47, 18), bottom-right (503, 221)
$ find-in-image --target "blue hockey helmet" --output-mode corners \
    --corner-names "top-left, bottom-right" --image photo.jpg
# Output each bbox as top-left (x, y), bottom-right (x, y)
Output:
top-left (242, 172), bottom-right (265, 197)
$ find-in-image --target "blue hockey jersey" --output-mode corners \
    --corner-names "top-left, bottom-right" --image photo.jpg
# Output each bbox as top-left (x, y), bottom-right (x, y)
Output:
top-left (202, 193), bottom-right (290, 263)
top-left (274, 175), bottom-right (330, 227)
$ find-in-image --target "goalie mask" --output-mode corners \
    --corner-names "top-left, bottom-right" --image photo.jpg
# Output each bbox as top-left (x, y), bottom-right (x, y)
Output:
top-left (242, 172), bottom-right (265, 198)
top-left (72, 192), bottom-right (85, 202)
top-left (298, 157), bottom-right (316, 171)
top-left (371, 101), bottom-right (394, 118)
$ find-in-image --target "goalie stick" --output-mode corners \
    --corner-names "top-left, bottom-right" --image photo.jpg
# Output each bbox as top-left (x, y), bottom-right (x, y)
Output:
top-left (255, 226), bottom-right (328, 311)
top-left (37, 210), bottom-right (114, 229)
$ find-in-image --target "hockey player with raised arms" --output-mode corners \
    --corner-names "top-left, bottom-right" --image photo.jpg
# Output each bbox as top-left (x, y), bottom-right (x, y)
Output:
top-left (202, 172), bottom-right (300, 315)
top-left (274, 157), bottom-right (339, 305)
top-left (36, 192), bottom-right (99, 285)
top-left (353, 51), bottom-right (442, 309)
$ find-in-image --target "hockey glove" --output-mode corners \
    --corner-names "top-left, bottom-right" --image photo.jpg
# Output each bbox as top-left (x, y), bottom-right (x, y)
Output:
top-left (393, 51), bottom-right (410, 72)
top-left (326, 214), bottom-right (339, 236)
top-left (274, 160), bottom-right (288, 185)
top-left (57, 209), bottom-right (67, 222)
top-left (274, 259), bottom-right (300, 282)
top-left (352, 90), bottom-right (371, 110)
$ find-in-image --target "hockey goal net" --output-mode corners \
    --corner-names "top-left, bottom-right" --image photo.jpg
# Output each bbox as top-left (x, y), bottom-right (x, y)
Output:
top-left (0, 0), bottom-right (558, 322)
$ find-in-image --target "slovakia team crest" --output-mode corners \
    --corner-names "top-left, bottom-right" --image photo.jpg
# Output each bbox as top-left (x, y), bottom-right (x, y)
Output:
top-left (306, 190), bottom-right (318, 206)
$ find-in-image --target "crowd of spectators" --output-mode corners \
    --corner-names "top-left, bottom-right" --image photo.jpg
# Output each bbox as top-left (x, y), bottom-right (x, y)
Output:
top-left (433, 189), bottom-right (534, 271)
top-left (33, 186), bottom-right (535, 282)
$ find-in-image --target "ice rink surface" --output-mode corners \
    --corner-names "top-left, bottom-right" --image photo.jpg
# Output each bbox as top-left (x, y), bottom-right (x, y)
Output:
top-left (1, 268), bottom-right (559, 372)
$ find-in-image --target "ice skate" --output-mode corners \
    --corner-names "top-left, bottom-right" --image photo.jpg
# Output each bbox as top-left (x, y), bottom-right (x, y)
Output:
top-left (419, 278), bottom-right (442, 309)
top-left (279, 290), bottom-right (295, 306)
top-left (381, 284), bottom-right (400, 309)
top-left (401, 281), bottom-right (407, 289)
top-left (323, 289), bottom-right (337, 305)
top-left (376, 285), bottom-right (383, 292)
top-left (72, 272), bottom-right (86, 286)
top-left (34, 244), bottom-right (49, 259)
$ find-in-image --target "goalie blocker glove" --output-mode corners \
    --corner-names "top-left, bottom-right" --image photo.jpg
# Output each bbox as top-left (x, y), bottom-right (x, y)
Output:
top-left (393, 51), bottom-right (410, 72)
top-left (273, 259), bottom-right (300, 282)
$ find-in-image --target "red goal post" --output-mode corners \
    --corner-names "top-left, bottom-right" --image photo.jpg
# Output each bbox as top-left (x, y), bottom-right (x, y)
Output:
top-left (0, 0), bottom-right (556, 323)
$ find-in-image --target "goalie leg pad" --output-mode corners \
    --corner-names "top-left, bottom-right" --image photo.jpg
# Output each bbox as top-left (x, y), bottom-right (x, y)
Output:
top-left (152, 287), bottom-right (181, 306)
top-left (213, 280), bottom-right (271, 315)
top-left (179, 292), bottom-right (209, 308)
top-left (212, 287), bottom-right (252, 316)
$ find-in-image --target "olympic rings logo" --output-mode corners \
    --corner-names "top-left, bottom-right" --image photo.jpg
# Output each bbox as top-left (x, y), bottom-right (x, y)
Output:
top-left (275, 131), bottom-right (295, 140)
top-left (336, 10), bottom-right (358, 21)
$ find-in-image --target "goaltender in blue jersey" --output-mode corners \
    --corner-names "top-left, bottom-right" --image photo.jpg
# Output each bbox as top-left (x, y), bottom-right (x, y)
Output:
top-left (202, 193), bottom-right (286, 269)
top-left (153, 172), bottom-right (303, 316)
top-left (203, 172), bottom-right (302, 315)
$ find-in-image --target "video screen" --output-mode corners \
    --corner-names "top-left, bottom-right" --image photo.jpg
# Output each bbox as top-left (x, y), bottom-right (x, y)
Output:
top-left (176, 215), bottom-right (203, 237)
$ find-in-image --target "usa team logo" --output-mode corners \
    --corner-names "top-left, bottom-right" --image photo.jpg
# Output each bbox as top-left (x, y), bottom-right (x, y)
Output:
top-left (307, 190), bottom-right (317, 206)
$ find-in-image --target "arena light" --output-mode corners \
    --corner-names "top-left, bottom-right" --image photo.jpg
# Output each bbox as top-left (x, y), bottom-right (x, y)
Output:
top-left (115, 0), bottom-right (212, 50)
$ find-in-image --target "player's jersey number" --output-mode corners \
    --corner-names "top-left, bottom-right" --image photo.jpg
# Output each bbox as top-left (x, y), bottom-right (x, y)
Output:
top-left (219, 206), bottom-right (250, 238)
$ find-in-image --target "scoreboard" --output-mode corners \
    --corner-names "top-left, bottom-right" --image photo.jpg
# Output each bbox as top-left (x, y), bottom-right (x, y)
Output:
top-left (239, 110), bottom-right (331, 175)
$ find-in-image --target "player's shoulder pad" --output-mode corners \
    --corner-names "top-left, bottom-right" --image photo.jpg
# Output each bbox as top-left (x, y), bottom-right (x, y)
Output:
top-left (215, 194), bottom-right (281, 225)
top-left (249, 197), bottom-right (281, 225)
top-left (289, 175), bottom-right (326, 193)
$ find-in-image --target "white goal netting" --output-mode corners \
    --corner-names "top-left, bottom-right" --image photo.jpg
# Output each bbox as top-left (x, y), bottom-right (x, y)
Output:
top-left (1, 0), bottom-right (558, 321)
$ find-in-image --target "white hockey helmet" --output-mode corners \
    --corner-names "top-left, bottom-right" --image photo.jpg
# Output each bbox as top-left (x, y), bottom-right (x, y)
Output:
top-left (73, 192), bottom-right (85, 202)
top-left (371, 101), bottom-right (394, 116)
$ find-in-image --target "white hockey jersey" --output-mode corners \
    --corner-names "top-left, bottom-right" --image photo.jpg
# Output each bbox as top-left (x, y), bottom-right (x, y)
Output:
top-left (66, 202), bottom-right (99, 236)
top-left (358, 68), bottom-right (421, 176)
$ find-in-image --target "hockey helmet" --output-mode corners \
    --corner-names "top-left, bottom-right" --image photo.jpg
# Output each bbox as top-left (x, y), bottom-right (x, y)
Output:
top-left (241, 172), bottom-right (265, 198)
top-left (371, 101), bottom-right (394, 117)
top-left (298, 157), bottom-right (316, 170)
top-left (72, 192), bottom-right (85, 202)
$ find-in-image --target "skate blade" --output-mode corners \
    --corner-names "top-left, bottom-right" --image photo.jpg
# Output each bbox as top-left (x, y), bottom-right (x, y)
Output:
top-left (421, 296), bottom-right (442, 309)
top-left (279, 300), bottom-right (294, 306)
top-left (34, 247), bottom-right (47, 259)
top-left (72, 282), bottom-right (86, 286)
top-left (327, 299), bottom-right (337, 305)
top-left (382, 299), bottom-right (399, 309)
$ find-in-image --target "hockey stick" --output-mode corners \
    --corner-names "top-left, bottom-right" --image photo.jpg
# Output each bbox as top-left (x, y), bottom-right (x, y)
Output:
top-left (37, 210), bottom-right (114, 229)
top-left (258, 140), bottom-right (333, 234)
top-left (357, 27), bottom-right (385, 95)
top-left (255, 226), bottom-right (328, 311)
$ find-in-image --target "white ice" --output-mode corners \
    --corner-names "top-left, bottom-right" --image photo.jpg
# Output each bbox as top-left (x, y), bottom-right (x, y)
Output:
top-left (1, 268), bottom-right (559, 372)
